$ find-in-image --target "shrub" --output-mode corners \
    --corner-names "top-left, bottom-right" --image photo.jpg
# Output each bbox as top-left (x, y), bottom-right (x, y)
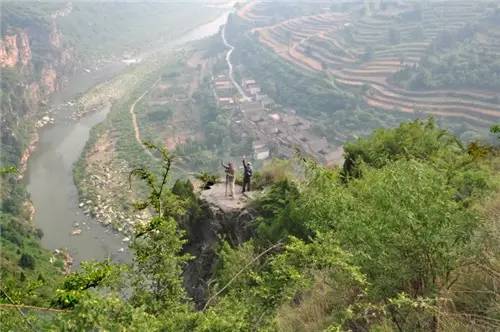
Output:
top-left (18, 253), bottom-right (35, 269)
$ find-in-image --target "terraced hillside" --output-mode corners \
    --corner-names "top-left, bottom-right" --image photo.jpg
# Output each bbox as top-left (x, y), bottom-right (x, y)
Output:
top-left (242, 0), bottom-right (500, 125)
top-left (238, 0), bottom-right (330, 26)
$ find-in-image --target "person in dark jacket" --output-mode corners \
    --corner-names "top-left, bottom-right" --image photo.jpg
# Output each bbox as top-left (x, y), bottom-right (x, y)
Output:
top-left (242, 159), bottom-right (252, 193)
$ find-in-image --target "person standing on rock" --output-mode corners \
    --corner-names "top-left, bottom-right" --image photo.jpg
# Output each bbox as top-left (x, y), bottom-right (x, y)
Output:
top-left (242, 159), bottom-right (253, 193)
top-left (221, 161), bottom-right (235, 198)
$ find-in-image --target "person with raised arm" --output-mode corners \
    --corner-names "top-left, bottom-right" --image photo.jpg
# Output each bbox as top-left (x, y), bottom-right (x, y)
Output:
top-left (221, 161), bottom-right (235, 198)
top-left (242, 159), bottom-right (253, 193)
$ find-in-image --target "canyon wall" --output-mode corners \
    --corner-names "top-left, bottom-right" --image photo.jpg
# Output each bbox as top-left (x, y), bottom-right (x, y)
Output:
top-left (1, 3), bottom-right (76, 168)
top-left (183, 185), bottom-right (257, 308)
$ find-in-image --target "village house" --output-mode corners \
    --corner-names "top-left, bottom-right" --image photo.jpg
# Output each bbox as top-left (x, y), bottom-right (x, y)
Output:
top-left (248, 84), bottom-right (261, 96)
top-left (240, 100), bottom-right (266, 114)
top-left (259, 94), bottom-right (274, 108)
top-left (258, 120), bottom-right (279, 136)
top-left (217, 96), bottom-right (235, 109)
top-left (241, 79), bottom-right (256, 89)
top-left (213, 74), bottom-right (234, 94)
top-left (253, 141), bottom-right (270, 160)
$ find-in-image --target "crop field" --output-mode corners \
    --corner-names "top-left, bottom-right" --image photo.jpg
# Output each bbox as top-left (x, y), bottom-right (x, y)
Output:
top-left (241, 0), bottom-right (500, 125)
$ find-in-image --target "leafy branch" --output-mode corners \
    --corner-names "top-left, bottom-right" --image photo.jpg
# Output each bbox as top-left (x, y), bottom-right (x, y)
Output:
top-left (128, 141), bottom-right (187, 237)
top-left (491, 124), bottom-right (500, 139)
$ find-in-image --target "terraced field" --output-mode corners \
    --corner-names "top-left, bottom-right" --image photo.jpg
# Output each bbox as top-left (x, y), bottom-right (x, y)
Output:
top-left (245, 1), bottom-right (500, 124)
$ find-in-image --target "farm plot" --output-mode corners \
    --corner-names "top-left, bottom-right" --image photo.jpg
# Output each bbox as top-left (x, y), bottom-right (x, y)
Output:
top-left (251, 1), bottom-right (500, 123)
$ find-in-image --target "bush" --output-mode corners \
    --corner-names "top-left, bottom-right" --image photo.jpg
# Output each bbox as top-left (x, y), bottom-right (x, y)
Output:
top-left (35, 228), bottom-right (44, 239)
top-left (18, 253), bottom-right (35, 269)
top-left (251, 159), bottom-right (295, 190)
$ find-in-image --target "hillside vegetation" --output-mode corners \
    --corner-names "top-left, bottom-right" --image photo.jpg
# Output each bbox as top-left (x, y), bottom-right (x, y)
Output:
top-left (2, 120), bottom-right (499, 331)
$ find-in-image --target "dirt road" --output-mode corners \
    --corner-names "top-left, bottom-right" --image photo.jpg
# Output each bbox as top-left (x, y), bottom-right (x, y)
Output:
top-left (129, 78), bottom-right (161, 156)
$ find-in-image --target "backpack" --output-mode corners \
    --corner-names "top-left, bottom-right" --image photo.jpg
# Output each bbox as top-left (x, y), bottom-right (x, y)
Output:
top-left (245, 165), bottom-right (253, 178)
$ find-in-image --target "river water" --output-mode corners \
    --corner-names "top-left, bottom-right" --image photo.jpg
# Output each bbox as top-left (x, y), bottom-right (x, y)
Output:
top-left (25, 10), bottom-right (232, 267)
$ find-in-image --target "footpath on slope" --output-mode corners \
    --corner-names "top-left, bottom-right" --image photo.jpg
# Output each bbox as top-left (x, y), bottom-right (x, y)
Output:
top-left (221, 25), bottom-right (251, 101)
top-left (129, 77), bottom-right (161, 158)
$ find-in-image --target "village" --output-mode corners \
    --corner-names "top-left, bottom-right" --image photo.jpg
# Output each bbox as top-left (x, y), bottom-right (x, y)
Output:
top-left (212, 72), bottom-right (343, 165)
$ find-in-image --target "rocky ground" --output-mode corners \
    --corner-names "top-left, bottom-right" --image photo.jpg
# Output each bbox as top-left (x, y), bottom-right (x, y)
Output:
top-left (199, 183), bottom-right (254, 213)
top-left (77, 132), bottom-right (150, 235)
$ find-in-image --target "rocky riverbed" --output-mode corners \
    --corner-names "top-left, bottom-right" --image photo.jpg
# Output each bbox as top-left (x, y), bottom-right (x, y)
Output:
top-left (75, 131), bottom-right (151, 236)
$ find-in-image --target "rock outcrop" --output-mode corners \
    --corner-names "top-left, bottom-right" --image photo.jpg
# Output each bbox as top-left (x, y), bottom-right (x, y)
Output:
top-left (183, 183), bottom-right (257, 307)
top-left (1, 3), bottom-right (76, 174)
top-left (0, 32), bottom-right (32, 68)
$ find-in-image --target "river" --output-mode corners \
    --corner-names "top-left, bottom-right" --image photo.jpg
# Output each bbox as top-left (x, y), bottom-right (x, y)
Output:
top-left (25, 9), bottom-right (233, 267)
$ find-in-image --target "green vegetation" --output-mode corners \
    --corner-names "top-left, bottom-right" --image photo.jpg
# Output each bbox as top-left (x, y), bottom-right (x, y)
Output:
top-left (2, 1), bottom-right (500, 330)
top-left (0, 2), bottom-right (60, 33)
top-left (393, 25), bottom-right (500, 90)
top-left (3, 121), bottom-right (499, 331)
top-left (492, 124), bottom-right (500, 138)
top-left (0, 169), bottom-right (64, 329)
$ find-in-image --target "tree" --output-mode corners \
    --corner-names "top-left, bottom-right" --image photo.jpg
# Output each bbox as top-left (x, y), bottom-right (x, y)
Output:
top-left (128, 141), bottom-right (185, 222)
top-left (18, 253), bottom-right (35, 269)
top-left (128, 142), bottom-right (194, 326)
top-left (491, 124), bottom-right (500, 139)
top-left (342, 160), bottom-right (476, 298)
top-left (0, 166), bottom-right (17, 176)
top-left (342, 119), bottom-right (460, 178)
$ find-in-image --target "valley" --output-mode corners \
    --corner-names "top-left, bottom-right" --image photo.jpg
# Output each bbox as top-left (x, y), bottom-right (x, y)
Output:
top-left (1, 2), bottom-right (233, 267)
top-left (1, 1), bottom-right (500, 330)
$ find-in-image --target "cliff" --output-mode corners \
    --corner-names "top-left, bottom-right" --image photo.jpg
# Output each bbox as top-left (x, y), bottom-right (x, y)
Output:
top-left (0, 31), bottom-right (31, 67)
top-left (183, 184), bottom-right (257, 307)
top-left (0, 2), bottom-right (76, 168)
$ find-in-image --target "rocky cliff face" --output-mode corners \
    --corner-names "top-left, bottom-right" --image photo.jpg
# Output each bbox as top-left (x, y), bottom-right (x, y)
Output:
top-left (0, 3), bottom-right (76, 168)
top-left (182, 184), bottom-right (257, 307)
top-left (0, 23), bottom-right (72, 100)
top-left (0, 31), bottom-right (31, 67)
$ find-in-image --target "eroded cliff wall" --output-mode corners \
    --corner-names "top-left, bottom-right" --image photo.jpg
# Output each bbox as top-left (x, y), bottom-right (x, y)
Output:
top-left (1, 2), bottom-right (75, 168)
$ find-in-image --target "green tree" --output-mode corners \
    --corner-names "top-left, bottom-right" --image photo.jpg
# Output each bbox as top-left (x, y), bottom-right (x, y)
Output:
top-left (18, 253), bottom-right (35, 270)
top-left (128, 142), bottom-right (195, 327)
top-left (342, 119), bottom-right (461, 178)
top-left (491, 124), bottom-right (500, 139)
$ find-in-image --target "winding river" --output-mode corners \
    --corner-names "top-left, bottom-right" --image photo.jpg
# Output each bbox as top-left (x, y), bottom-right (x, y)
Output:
top-left (25, 10), bottom-right (232, 267)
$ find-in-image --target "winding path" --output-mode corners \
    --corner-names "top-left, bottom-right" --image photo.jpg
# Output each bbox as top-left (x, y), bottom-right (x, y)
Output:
top-left (128, 78), bottom-right (189, 174)
top-left (129, 78), bottom-right (161, 157)
top-left (221, 24), bottom-right (250, 101)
